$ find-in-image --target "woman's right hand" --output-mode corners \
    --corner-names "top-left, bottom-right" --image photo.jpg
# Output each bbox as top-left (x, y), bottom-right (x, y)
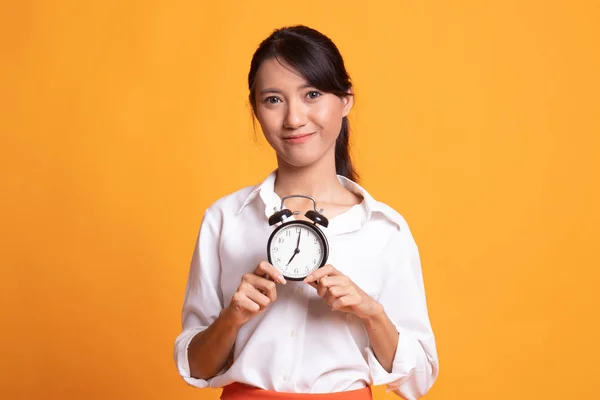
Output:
top-left (223, 261), bottom-right (286, 327)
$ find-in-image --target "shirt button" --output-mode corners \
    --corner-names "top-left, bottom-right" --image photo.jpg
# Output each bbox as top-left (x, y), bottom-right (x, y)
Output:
top-left (296, 287), bottom-right (303, 295)
top-left (291, 329), bottom-right (296, 337)
top-left (283, 375), bottom-right (289, 381)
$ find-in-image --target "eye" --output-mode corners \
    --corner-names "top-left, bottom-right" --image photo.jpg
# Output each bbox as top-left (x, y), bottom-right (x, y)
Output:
top-left (265, 96), bottom-right (282, 104)
top-left (306, 91), bottom-right (322, 100)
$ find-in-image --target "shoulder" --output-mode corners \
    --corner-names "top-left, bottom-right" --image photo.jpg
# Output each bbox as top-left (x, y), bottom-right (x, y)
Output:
top-left (371, 200), bottom-right (410, 232)
top-left (204, 184), bottom-right (257, 221)
top-left (199, 171), bottom-right (275, 230)
top-left (369, 199), bottom-right (421, 249)
top-left (340, 175), bottom-right (412, 233)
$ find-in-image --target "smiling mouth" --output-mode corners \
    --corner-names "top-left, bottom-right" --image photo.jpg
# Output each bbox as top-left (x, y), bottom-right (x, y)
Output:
top-left (283, 132), bottom-right (314, 140)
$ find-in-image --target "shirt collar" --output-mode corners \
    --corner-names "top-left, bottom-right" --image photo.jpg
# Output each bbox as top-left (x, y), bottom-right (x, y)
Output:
top-left (237, 170), bottom-right (402, 230)
top-left (236, 170), bottom-right (279, 219)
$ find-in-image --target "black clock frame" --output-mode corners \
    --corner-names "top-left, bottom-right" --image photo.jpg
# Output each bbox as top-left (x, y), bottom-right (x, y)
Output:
top-left (266, 219), bottom-right (329, 281)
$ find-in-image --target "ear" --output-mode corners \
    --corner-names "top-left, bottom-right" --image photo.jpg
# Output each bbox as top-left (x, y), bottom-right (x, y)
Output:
top-left (341, 88), bottom-right (354, 118)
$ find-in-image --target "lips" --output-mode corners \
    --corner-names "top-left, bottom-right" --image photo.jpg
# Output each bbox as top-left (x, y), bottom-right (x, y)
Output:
top-left (284, 133), bottom-right (314, 140)
top-left (283, 132), bottom-right (314, 144)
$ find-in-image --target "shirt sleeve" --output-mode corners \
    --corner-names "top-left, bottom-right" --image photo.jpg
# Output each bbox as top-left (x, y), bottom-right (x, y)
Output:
top-left (365, 226), bottom-right (440, 399)
top-left (173, 207), bottom-right (226, 388)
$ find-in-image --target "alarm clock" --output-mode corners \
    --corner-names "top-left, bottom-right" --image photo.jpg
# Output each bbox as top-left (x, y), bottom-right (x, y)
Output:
top-left (266, 195), bottom-right (329, 281)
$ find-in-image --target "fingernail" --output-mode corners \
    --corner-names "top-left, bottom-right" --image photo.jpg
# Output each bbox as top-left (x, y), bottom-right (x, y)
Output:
top-left (305, 274), bottom-right (314, 282)
top-left (278, 275), bottom-right (287, 284)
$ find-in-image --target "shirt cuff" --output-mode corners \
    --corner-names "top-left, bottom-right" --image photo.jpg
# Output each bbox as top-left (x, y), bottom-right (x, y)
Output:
top-left (174, 327), bottom-right (214, 388)
top-left (366, 326), bottom-right (421, 388)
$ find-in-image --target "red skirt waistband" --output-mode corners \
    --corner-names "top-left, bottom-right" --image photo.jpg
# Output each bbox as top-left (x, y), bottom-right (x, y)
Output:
top-left (221, 382), bottom-right (373, 400)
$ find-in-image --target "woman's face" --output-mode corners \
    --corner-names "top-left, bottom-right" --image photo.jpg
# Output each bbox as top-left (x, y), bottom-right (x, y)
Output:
top-left (253, 58), bottom-right (353, 170)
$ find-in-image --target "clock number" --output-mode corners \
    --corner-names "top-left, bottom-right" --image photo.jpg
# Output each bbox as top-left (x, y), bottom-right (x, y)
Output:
top-left (296, 227), bottom-right (301, 233)
top-left (286, 230), bottom-right (291, 237)
top-left (294, 268), bottom-right (298, 274)
top-left (276, 257), bottom-right (281, 264)
top-left (278, 237), bottom-right (284, 244)
top-left (273, 246), bottom-right (278, 252)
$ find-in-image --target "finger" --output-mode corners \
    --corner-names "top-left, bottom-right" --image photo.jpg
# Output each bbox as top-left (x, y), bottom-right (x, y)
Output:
top-left (317, 284), bottom-right (328, 298)
top-left (331, 294), bottom-right (358, 310)
top-left (306, 281), bottom-right (318, 290)
top-left (231, 292), bottom-right (260, 313)
top-left (244, 285), bottom-right (272, 309)
top-left (323, 285), bottom-right (352, 304)
top-left (313, 275), bottom-right (348, 297)
top-left (247, 277), bottom-right (278, 303)
top-left (326, 284), bottom-right (351, 299)
top-left (303, 264), bottom-right (339, 283)
top-left (323, 291), bottom-right (336, 305)
top-left (318, 275), bottom-right (350, 289)
top-left (317, 282), bottom-right (349, 299)
top-left (254, 261), bottom-right (286, 284)
top-left (242, 274), bottom-right (277, 301)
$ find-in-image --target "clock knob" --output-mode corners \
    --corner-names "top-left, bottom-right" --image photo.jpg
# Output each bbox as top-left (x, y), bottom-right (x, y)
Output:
top-left (305, 210), bottom-right (329, 227)
top-left (268, 209), bottom-right (293, 226)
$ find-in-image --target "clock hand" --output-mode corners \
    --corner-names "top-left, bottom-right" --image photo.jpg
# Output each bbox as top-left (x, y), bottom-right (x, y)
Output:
top-left (286, 247), bottom-right (300, 266)
top-left (286, 230), bottom-right (303, 266)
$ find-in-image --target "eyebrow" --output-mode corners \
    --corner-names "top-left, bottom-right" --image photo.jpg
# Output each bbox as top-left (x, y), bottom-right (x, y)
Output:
top-left (259, 84), bottom-right (314, 96)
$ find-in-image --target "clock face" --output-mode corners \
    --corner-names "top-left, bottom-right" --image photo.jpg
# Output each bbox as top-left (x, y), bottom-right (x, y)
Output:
top-left (268, 221), bottom-right (327, 280)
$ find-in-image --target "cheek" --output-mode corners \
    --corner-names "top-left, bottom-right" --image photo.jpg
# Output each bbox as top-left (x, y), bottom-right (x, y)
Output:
top-left (312, 101), bottom-right (344, 135)
top-left (256, 108), bottom-right (281, 135)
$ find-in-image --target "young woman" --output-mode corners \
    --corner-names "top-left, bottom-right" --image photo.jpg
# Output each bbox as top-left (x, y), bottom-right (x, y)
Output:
top-left (174, 25), bottom-right (439, 399)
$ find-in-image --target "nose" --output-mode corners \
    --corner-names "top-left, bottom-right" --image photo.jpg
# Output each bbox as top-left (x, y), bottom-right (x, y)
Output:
top-left (283, 100), bottom-right (307, 129)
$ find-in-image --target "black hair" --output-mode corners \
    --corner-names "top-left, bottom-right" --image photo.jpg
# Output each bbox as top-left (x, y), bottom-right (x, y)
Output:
top-left (247, 25), bottom-right (358, 183)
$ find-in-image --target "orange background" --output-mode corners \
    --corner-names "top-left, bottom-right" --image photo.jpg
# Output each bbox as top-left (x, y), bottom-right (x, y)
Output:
top-left (1, 1), bottom-right (599, 399)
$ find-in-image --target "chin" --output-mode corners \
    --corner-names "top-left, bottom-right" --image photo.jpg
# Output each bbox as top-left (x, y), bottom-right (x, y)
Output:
top-left (277, 141), bottom-right (337, 169)
top-left (278, 153), bottom-right (323, 170)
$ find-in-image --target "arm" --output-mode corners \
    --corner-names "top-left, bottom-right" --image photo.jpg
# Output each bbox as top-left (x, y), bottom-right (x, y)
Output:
top-left (187, 308), bottom-right (240, 380)
top-left (174, 207), bottom-right (226, 387)
top-left (173, 207), bottom-right (286, 386)
top-left (361, 305), bottom-right (400, 373)
top-left (303, 268), bottom-right (400, 373)
top-left (367, 228), bottom-right (439, 399)
top-left (304, 227), bottom-right (439, 399)
top-left (187, 261), bottom-right (286, 380)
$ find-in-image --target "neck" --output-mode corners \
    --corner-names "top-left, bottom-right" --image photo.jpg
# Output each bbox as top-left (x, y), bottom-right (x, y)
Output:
top-left (273, 153), bottom-right (344, 204)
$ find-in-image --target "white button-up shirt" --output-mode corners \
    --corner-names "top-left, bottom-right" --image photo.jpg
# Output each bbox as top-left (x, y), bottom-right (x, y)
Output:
top-left (174, 171), bottom-right (439, 399)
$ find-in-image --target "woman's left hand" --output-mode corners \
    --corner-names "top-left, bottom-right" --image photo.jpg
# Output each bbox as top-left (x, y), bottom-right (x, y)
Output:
top-left (303, 264), bottom-right (384, 320)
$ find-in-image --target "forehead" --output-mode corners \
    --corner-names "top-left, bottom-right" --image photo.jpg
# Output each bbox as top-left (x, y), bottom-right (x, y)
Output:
top-left (254, 57), bottom-right (309, 90)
